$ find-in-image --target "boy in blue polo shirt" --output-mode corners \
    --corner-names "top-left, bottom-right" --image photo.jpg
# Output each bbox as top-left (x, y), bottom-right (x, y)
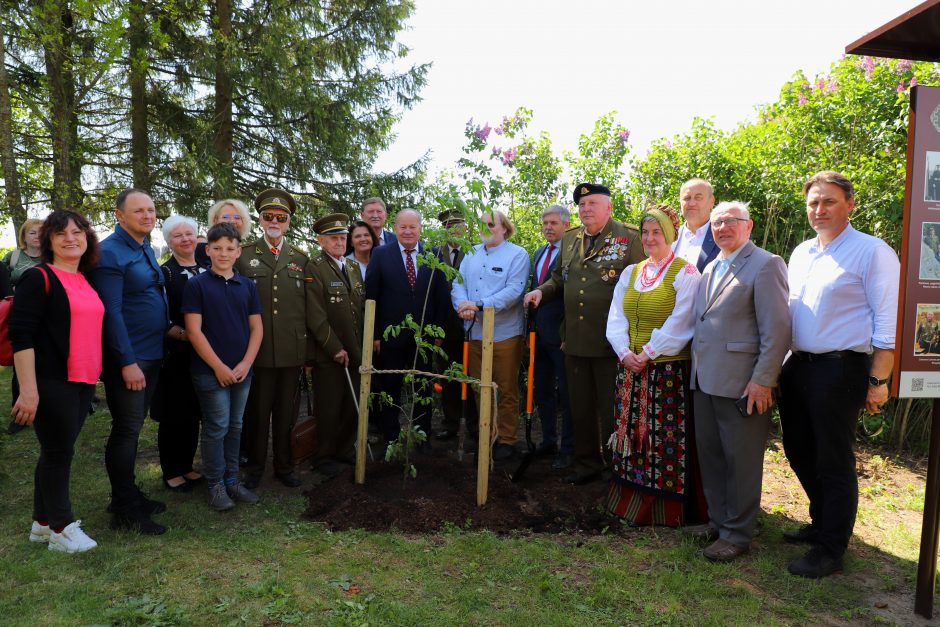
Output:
top-left (182, 223), bottom-right (263, 511)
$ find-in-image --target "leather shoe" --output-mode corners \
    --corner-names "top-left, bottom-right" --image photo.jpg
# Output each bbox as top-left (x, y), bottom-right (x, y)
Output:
top-left (565, 470), bottom-right (601, 485)
top-left (242, 473), bottom-right (262, 490)
top-left (492, 443), bottom-right (516, 461)
top-left (703, 539), bottom-right (749, 562)
top-left (683, 523), bottom-right (718, 543)
top-left (275, 472), bottom-right (301, 488)
top-left (783, 524), bottom-right (818, 544)
top-left (788, 547), bottom-right (843, 578)
top-left (551, 453), bottom-right (572, 470)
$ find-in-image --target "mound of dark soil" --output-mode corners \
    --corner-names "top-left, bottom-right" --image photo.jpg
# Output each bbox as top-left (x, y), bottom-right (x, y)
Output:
top-left (302, 450), bottom-right (622, 534)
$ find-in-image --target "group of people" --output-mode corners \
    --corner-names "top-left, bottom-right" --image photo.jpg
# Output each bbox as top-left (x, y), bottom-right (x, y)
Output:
top-left (10, 171), bottom-right (899, 583)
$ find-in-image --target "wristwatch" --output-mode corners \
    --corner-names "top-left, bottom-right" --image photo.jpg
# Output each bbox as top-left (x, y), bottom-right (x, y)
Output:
top-left (475, 300), bottom-right (484, 309)
top-left (868, 375), bottom-right (889, 387)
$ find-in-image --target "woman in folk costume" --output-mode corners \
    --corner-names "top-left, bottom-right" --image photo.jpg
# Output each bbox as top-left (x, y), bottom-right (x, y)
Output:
top-left (604, 204), bottom-right (708, 526)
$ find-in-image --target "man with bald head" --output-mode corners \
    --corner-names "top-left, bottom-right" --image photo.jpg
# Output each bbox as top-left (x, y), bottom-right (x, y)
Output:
top-left (675, 178), bottom-right (720, 272)
top-left (365, 209), bottom-right (449, 444)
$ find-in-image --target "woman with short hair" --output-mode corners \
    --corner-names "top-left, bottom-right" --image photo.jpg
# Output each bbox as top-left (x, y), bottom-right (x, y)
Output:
top-left (151, 215), bottom-right (208, 491)
top-left (10, 210), bottom-right (104, 552)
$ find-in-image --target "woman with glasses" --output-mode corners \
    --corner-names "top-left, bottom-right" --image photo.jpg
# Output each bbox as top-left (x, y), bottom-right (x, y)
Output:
top-left (604, 204), bottom-right (707, 527)
top-left (196, 200), bottom-right (253, 265)
top-left (151, 215), bottom-right (208, 492)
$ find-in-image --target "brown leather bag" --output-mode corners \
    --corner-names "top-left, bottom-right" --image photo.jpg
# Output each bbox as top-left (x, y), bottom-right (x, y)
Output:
top-left (290, 370), bottom-right (317, 465)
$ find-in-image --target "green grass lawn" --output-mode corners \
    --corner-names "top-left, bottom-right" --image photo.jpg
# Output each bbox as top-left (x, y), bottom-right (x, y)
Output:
top-left (0, 367), bottom-right (935, 626)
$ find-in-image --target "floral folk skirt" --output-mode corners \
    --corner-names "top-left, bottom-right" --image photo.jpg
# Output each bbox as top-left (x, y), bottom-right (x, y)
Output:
top-left (604, 359), bottom-right (707, 527)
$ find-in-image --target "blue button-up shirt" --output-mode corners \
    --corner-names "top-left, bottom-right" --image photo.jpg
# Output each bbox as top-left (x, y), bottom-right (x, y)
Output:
top-left (90, 224), bottom-right (169, 365)
top-left (452, 240), bottom-right (529, 341)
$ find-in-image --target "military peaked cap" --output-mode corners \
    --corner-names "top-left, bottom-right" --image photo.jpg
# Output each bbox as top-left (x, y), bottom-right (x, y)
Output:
top-left (255, 188), bottom-right (296, 215)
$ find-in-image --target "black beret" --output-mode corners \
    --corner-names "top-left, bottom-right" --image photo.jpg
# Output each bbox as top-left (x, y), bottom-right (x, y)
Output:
top-left (573, 182), bottom-right (611, 204)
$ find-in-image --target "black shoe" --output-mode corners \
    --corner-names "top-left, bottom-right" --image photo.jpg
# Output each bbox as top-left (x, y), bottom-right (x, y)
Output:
top-left (492, 443), bottom-right (517, 461)
top-left (565, 470), bottom-right (601, 485)
top-left (163, 477), bottom-right (193, 493)
top-left (788, 547), bottom-right (843, 578)
top-left (106, 486), bottom-right (166, 516)
top-left (110, 507), bottom-right (167, 536)
top-left (7, 419), bottom-right (26, 434)
top-left (275, 472), bottom-right (301, 488)
top-left (242, 473), bottom-right (262, 490)
top-left (783, 524), bottom-right (818, 544)
top-left (551, 453), bottom-right (572, 470)
top-left (534, 442), bottom-right (557, 457)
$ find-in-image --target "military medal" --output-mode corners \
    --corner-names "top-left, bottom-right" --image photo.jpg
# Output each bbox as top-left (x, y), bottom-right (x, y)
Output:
top-left (249, 259), bottom-right (260, 267)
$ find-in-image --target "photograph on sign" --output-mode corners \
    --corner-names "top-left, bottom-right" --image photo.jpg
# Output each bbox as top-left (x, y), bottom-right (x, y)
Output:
top-left (927, 151), bottom-right (940, 201)
top-left (920, 222), bottom-right (940, 280)
top-left (915, 303), bottom-right (940, 355)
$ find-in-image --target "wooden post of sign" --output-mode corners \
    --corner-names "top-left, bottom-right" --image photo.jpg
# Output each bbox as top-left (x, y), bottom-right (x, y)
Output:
top-left (355, 299), bottom-right (376, 485)
top-left (915, 398), bottom-right (940, 617)
top-left (476, 307), bottom-right (496, 506)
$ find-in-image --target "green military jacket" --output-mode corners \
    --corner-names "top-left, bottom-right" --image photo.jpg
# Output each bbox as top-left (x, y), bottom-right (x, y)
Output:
top-left (307, 252), bottom-right (364, 366)
top-left (537, 218), bottom-right (644, 358)
top-left (236, 238), bottom-right (316, 368)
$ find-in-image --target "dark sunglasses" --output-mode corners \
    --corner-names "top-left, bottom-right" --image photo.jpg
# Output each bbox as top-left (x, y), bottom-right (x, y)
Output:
top-left (261, 212), bottom-right (289, 223)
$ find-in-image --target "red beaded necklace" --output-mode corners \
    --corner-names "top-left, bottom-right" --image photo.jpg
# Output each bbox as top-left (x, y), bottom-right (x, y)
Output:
top-left (638, 251), bottom-right (675, 290)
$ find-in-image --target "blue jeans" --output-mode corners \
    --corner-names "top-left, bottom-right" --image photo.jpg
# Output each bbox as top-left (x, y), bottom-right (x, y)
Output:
top-left (192, 372), bottom-right (253, 487)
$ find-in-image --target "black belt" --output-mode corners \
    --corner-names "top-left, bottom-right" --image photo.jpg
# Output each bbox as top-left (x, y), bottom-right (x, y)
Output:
top-left (792, 350), bottom-right (864, 362)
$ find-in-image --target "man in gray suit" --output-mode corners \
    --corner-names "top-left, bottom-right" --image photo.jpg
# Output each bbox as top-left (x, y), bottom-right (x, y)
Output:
top-left (687, 201), bottom-right (790, 562)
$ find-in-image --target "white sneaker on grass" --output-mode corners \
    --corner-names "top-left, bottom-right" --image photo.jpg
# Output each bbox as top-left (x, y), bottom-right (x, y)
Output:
top-left (29, 521), bottom-right (51, 543)
top-left (48, 521), bottom-right (97, 553)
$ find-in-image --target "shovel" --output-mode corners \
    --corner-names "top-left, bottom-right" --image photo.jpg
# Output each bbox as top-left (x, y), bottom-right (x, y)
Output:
top-left (510, 305), bottom-right (537, 481)
top-left (456, 319), bottom-right (475, 462)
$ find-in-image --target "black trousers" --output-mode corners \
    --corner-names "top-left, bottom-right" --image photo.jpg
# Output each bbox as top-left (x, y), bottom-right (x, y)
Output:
top-left (152, 351), bottom-right (202, 480)
top-left (103, 359), bottom-right (162, 513)
top-left (32, 378), bottom-right (95, 529)
top-left (372, 344), bottom-right (432, 443)
top-left (778, 352), bottom-right (868, 557)
top-left (242, 366), bottom-right (301, 477)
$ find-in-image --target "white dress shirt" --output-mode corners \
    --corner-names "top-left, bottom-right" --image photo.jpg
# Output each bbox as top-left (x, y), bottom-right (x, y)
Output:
top-left (788, 223), bottom-right (899, 353)
top-left (673, 221), bottom-right (710, 265)
top-left (606, 256), bottom-right (702, 361)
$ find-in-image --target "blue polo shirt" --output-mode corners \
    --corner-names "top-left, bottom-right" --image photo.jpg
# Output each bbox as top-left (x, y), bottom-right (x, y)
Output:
top-left (90, 224), bottom-right (169, 365)
top-left (181, 268), bottom-right (262, 377)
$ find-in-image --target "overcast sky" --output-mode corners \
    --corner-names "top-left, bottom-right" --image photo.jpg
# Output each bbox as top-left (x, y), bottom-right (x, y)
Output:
top-left (373, 0), bottom-right (918, 176)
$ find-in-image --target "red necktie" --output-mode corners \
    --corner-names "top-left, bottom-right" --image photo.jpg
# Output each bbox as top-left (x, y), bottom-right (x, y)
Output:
top-left (271, 246), bottom-right (279, 256)
top-left (405, 248), bottom-right (417, 290)
top-left (537, 244), bottom-right (555, 285)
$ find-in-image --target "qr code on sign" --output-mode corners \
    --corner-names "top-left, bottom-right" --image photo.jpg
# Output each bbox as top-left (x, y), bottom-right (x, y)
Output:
top-left (913, 378), bottom-right (924, 392)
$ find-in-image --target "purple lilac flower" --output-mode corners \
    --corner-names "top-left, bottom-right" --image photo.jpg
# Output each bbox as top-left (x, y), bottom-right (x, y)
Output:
top-left (501, 147), bottom-right (517, 165)
top-left (898, 59), bottom-right (912, 72)
top-left (474, 124), bottom-right (491, 142)
top-left (798, 92), bottom-right (808, 106)
top-left (860, 56), bottom-right (875, 80)
top-left (897, 80), bottom-right (906, 94)
top-left (491, 146), bottom-right (501, 156)
top-left (494, 126), bottom-right (503, 135)
top-left (619, 130), bottom-right (631, 145)
top-left (911, 76), bottom-right (919, 88)
top-left (816, 78), bottom-right (826, 92)
top-left (826, 79), bottom-right (838, 93)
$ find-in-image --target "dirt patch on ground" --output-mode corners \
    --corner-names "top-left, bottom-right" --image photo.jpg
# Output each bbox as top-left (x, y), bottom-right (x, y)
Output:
top-left (303, 447), bottom-right (618, 534)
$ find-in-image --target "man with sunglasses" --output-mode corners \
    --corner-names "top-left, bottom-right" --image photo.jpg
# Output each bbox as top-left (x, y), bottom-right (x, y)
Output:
top-left (236, 189), bottom-right (316, 489)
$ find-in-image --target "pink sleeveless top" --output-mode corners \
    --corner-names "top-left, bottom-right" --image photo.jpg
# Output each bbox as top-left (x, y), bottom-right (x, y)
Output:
top-left (49, 265), bottom-right (105, 384)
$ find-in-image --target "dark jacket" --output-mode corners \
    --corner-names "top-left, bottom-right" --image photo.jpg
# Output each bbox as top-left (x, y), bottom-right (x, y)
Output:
top-left (695, 227), bottom-right (720, 273)
top-left (9, 265), bottom-right (89, 381)
top-left (531, 243), bottom-right (564, 346)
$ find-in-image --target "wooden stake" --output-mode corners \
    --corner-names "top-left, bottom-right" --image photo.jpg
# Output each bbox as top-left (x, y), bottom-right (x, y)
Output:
top-left (355, 299), bottom-right (376, 485)
top-left (915, 398), bottom-right (940, 617)
top-left (476, 307), bottom-right (495, 506)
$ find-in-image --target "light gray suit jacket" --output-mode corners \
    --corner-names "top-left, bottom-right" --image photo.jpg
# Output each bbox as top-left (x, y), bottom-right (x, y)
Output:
top-left (691, 241), bottom-right (790, 399)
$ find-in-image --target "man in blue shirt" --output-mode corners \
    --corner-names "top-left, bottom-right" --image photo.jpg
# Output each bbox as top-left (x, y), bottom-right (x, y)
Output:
top-left (90, 188), bottom-right (170, 535)
top-left (452, 210), bottom-right (529, 460)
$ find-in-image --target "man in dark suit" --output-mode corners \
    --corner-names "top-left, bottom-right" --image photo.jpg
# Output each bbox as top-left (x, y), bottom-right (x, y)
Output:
top-left (433, 210), bottom-right (475, 441)
top-left (365, 209), bottom-right (448, 443)
top-left (688, 201), bottom-right (790, 562)
top-left (674, 178), bottom-right (719, 271)
top-left (531, 205), bottom-right (574, 470)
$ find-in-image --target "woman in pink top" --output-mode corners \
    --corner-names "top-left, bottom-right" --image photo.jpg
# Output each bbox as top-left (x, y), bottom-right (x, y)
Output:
top-left (9, 210), bottom-right (104, 554)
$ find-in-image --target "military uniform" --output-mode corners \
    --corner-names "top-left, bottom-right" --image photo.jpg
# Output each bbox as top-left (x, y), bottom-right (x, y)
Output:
top-left (538, 198), bottom-right (644, 479)
top-left (308, 213), bottom-right (365, 468)
top-left (237, 189), bottom-right (317, 485)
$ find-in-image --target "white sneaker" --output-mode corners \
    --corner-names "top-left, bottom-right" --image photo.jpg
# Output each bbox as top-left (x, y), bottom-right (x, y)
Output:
top-left (48, 521), bottom-right (98, 553)
top-left (29, 521), bottom-right (51, 543)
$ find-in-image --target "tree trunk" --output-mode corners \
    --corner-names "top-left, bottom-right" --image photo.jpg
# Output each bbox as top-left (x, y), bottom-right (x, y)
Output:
top-left (41, 0), bottom-right (82, 211)
top-left (212, 0), bottom-right (233, 199)
top-left (0, 19), bottom-right (26, 233)
top-left (128, 0), bottom-right (151, 192)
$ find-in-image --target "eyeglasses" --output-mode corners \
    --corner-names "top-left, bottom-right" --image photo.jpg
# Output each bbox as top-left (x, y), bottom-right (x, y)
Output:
top-left (712, 217), bottom-right (748, 228)
top-left (261, 212), bottom-right (289, 223)
top-left (220, 213), bottom-right (243, 221)
top-left (485, 221), bottom-right (495, 228)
